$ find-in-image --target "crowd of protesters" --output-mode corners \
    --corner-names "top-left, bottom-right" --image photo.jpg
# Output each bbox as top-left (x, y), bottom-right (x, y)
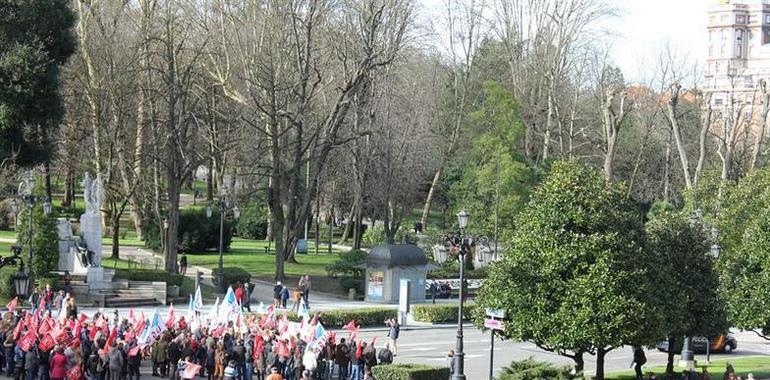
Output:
top-left (0, 280), bottom-right (391, 380)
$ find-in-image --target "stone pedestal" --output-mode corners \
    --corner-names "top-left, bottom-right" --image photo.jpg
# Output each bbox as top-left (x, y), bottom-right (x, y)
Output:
top-left (57, 218), bottom-right (74, 272)
top-left (87, 267), bottom-right (107, 290)
top-left (80, 211), bottom-right (105, 290)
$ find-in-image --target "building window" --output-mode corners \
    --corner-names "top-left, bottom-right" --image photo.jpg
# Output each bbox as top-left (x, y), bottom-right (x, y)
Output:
top-left (715, 98), bottom-right (724, 106)
top-left (745, 76), bottom-right (754, 88)
top-left (737, 15), bottom-right (747, 24)
top-left (765, 14), bottom-right (770, 24)
top-left (737, 29), bottom-right (744, 57)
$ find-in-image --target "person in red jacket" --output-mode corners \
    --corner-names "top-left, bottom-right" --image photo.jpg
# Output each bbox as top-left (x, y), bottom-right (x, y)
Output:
top-left (49, 346), bottom-right (68, 380)
top-left (235, 283), bottom-right (245, 310)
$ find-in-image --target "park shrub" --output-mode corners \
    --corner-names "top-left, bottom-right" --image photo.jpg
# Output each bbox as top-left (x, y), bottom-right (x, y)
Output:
top-left (143, 209), bottom-right (235, 252)
top-left (114, 268), bottom-right (185, 286)
top-left (371, 364), bottom-right (450, 380)
top-left (321, 307), bottom-right (397, 327)
top-left (179, 208), bottom-right (234, 252)
top-left (272, 307), bottom-right (396, 328)
top-left (212, 267), bottom-right (251, 288)
top-left (31, 209), bottom-right (59, 276)
top-left (496, 358), bottom-right (577, 380)
top-left (0, 269), bottom-right (14, 299)
top-left (325, 249), bottom-right (366, 278)
top-left (411, 304), bottom-right (475, 323)
top-left (427, 260), bottom-right (488, 279)
top-left (236, 201), bottom-right (268, 240)
top-left (362, 225), bottom-right (385, 247)
top-left (339, 276), bottom-right (364, 294)
top-left (0, 199), bottom-right (15, 230)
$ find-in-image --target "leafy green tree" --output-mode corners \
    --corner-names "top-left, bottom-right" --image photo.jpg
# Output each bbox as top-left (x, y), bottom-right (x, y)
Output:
top-left (16, 203), bottom-right (59, 277)
top-left (447, 81), bottom-right (536, 240)
top-left (0, 0), bottom-right (76, 166)
top-left (645, 211), bottom-right (727, 375)
top-left (721, 209), bottom-right (770, 339)
top-left (475, 161), bottom-right (653, 379)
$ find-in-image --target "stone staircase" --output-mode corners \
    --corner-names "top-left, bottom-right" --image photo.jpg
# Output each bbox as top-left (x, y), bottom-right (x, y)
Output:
top-left (52, 272), bottom-right (166, 308)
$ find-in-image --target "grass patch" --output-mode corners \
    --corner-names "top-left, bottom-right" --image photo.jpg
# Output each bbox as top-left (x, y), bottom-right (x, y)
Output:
top-left (0, 230), bottom-right (17, 241)
top-left (606, 356), bottom-right (770, 379)
top-left (185, 238), bottom-right (346, 293)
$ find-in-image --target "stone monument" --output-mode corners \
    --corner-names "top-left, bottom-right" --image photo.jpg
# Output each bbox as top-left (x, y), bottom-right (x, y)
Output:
top-left (81, 172), bottom-right (107, 289)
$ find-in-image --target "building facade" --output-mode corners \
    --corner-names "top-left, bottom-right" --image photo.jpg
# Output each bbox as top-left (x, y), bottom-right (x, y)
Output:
top-left (705, 0), bottom-right (770, 107)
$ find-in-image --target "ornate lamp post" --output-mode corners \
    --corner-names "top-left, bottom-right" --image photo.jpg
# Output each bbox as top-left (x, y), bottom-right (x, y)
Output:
top-left (14, 172), bottom-right (51, 276)
top-left (207, 194), bottom-right (240, 292)
top-left (450, 209), bottom-right (470, 380)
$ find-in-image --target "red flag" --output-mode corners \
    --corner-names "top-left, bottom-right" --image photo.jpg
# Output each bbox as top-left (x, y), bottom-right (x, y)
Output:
top-left (277, 339), bottom-right (289, 359)
top-left (39, 334), bottom-right (56, 352)
top-left (211, 324), bottom-right (226, 338)
top-left (73, 320), bottom-right (82, 339)
top-left (252, 336), bottom-right (264, 360)
top-left (128, 346), bottom-right (141, 357)
top-left (166, 304), bottom-right (176, 329)
top-left (89, 324), bottom-right (100, 341)
top-left (6, 297), bottom-right (17, 313)
top-left (12, 317), bottom-right (25, 340)
top-left (370, 336), bottom-right (377, 347)
top-left (68, 336), bottom-right (81, 350)
top-left (18, 329), bottom-right (36, 351)
top-left (39, 317), bottom-right (53, 336)
top-left (66, 365), bottom-right (83, 380)
top-left (342, 320), bottom-right (357, 332)
top-left (134, 318), bottom-right (147, 337)
top-left (182, 363), bottom-right (201, 379)
top-left (105, 328), bottom-right (117, 349)
top-left (78, 313), bottom-right (89, 323)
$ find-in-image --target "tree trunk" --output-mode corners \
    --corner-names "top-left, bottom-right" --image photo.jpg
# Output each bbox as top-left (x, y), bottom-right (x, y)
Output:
top-left (694, 105), bottom-right (711, 186)
top-left (112, 212), bottom-right (120, 260)
top-left (44, 161), bottom-right (52, 200)
top-left (573, 350), bottom-right (584, 374)
top-left (667, 84), bottom-right (693, 190)
top-left (664, 136), bottom-right (671, 202)
top-left (63, 169), bottom-right (74, 207)
top-left (751, 80), bottom-right (770, 171)
top-left (420, 167), bottom-right (443, 229)
top-left (666, 335), bottom-right (676, 377)
top-left (595, 347), bottom-right (607, 380)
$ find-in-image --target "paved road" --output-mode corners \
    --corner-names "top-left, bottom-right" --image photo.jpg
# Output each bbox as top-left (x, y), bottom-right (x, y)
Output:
top-left (352, 327), bottom-right (770, 378)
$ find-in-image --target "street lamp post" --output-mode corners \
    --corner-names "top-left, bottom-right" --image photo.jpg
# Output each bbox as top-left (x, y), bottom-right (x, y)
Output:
top-left (207, 195), bottom-right (240, 293)
top-left (15, 172), bottom-right (51, 277)
top-left (451, 209), bottom-right (470, 380)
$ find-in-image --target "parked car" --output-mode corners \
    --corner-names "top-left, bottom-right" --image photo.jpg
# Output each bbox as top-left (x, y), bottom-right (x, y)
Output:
top-left (656, 335), bottom-right (737, 354)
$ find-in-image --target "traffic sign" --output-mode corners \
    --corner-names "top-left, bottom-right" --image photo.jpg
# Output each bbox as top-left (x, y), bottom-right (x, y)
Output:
top-left (484, 318), bottom-right (505, 330)
top-left (485, 308), bottom-right (506, 319)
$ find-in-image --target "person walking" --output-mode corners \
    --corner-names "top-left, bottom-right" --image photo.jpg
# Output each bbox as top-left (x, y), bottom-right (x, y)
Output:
top-left (279, 286), bottom-right (290, 309)
top-left (290, 288), bottom-right (302, 313)
top-left (23, 344), bottom-right (37, 380)
top-left (273, 282), bottom-right (283, 308)
top-left (386, 319), bottom-right (400, 357)
top-left (179, 253), bottom-right (188, 275)
top-left (300, 276), bottom-right (311, 308)
top-left (215, 343), bottom-right (226, 380)
top-left (631, 346), bottom-right (646, 380)
top-left (428, 281), bottom-right (437, 304)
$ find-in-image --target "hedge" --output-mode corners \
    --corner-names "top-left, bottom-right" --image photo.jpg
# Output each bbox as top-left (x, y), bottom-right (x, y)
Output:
top-left (236, 202), bottom-right (268, 240)
top-left (371, 364), bottom-right (450, 380)
top-left (114, 269), bottom-right (185, 286)
top-left (272, 307), bottom-right (397, 328)
top-left (212, 267), bottom-right (251, 288)
top-left (411, 304), bottom-right (476, 323)
top-left (143, 208), bottom-right (234, 252)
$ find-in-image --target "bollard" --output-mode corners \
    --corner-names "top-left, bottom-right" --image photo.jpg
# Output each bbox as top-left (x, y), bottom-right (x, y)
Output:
top-left (348, 288), bottom-right (356, 300)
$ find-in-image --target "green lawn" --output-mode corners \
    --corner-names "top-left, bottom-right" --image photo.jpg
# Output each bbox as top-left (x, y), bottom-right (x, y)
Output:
top-left (185, 238), bottom-right (345, 293)
top-left (606, 356), bottom-right (770, 379)
top-left (0, 230), bottom-right (16, 241)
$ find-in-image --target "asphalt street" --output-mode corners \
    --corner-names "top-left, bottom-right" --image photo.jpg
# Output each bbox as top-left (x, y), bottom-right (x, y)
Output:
top-left (353, 327), bottom-right (770, 378)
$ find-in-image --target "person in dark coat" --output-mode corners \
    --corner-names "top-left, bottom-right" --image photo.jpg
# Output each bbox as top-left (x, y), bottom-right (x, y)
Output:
top-left (632, 346), bottom-right (646, 380)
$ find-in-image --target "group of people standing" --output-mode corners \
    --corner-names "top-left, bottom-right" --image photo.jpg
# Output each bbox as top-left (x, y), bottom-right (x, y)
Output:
top-left (272, 276), bottom-right (311, 311)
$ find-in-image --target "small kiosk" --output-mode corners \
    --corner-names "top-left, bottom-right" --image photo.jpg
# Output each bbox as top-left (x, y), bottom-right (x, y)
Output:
top-left (364, 244), bottom-right (428, 304)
